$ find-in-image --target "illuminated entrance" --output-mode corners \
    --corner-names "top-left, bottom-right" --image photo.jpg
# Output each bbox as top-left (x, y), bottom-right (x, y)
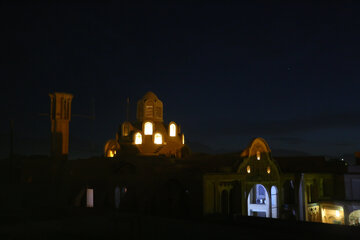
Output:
top-left (247, 184), bottom-right (270, 217)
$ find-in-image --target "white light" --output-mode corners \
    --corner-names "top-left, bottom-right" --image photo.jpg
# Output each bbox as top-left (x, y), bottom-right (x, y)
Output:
top-left (154, 133), bottom-right (162, 144)
top-left (169, 123), bottom-right (176, 137)
top-left (135, 132), bottom-right (142, 144)
top-left (336, 210), bottom-right (340, 218)
top-left (144, 122), bottom-right (153, 135)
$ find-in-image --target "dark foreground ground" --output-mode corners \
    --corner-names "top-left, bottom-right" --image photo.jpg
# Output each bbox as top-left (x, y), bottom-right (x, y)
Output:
top-left (0, 208), bottom-right (359, 240)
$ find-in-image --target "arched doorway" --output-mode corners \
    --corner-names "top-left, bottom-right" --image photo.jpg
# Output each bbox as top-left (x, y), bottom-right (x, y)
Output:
top-left (271, 186), bottom-right (278, 218)
top-left (349, 209), bottom-right (360, 226)
top-left (247, 184), bottom-right (270, 217)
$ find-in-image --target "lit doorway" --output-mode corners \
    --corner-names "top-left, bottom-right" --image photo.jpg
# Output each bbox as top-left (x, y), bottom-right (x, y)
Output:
top-left (247, 184), bottom-right (270, 217)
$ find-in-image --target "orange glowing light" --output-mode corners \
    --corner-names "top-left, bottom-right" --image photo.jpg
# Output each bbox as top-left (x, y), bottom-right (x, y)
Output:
top-left (154, 133), bottom-right (162, 144)
top-left (135, 132), bottom-right (142, 144)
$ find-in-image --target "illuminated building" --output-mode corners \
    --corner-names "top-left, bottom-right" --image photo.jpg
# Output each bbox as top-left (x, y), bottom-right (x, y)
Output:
top-left (202, 138), bottom-right (360, 225)
top-left (104, 91), bottom-right (189, 158)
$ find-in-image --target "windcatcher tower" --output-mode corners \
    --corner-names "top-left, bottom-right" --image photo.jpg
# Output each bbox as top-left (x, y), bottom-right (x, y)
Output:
top-left (49, 92), bottom-right (73, 160)
top-left (136, 91), bottom-right (163, 123)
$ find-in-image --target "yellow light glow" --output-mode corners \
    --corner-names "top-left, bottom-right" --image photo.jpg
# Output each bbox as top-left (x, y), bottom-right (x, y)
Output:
top-left (256, 151), bottom-right (261, 160)
top-left (107, 150), bottom-right (116, 157)
top-left (135, 132), bottom-right (142, 144)
top-left (144, 122), bottom-right (153, 135)
top-left (321, 206), bottom-right (345, 225)
top-left (267, 166), bottom-right (271, 174)
top-left (169, 123), bottom-right (176, 137)
top-left (182, 134), bottom-right (185, 145)
top-left (154, 133), bottom-right (162, 144)
top-left (247, 165), bottom-right (251, 173)
top-left (108, 150), bottom-right (114, 157)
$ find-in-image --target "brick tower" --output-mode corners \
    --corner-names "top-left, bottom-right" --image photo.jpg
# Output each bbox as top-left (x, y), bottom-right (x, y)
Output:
top-left (49, 92), bottom-right (73, 160)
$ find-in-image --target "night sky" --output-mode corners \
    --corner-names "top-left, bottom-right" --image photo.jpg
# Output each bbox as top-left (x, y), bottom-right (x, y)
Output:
top-left (1, 1), bottom-right (360, 160)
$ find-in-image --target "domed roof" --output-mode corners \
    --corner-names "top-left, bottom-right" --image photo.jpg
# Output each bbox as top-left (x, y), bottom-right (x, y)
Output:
top-left (142, 91), bottom-right (159, 101)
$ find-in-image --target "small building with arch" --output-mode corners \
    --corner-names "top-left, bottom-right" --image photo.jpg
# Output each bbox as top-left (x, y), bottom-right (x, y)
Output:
top-left (202, 137), bottom-right (360, 225)
top-left (203, 137), bottom-right (282, 219)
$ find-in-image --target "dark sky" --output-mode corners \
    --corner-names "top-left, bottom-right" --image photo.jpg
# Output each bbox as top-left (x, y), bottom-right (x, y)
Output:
top-left (1, 1), bottom-right (360, 159)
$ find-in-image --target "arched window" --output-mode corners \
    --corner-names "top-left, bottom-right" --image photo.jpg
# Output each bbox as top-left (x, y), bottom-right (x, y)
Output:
top-left (169, 123), bottom-right (176, 137)
top-left (144, 122), bottom-right (153, 135)
top-left (134, 132), bottom-right (142, 144)
top-left (182, 134), bottom-right (185, 145)
top-left (154, 133), bottom-right (162, 144)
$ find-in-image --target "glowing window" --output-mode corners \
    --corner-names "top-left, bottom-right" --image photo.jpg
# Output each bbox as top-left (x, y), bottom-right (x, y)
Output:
top-left (247, 165), bottom-right (251, 173)
top-left (108, 150), bottom-right (116, 157)
top-left (144, 122), bottom-right (153, 135)
top-left (182, 134), bottom-right (185, 145)
top-left (134, 132), bottom-right (142, 144)
top-left (86, 188), bottom-right (94, 208)
top-left (169, 123), bottom-right (176, 137)
top-left (154, 133), bottom-right (162, 144)
top-left (267, 166), bottom-right (271, 174)
top-left (257, 151), bottom-right (261, 160)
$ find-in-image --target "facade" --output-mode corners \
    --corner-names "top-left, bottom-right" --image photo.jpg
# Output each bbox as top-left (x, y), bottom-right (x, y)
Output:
top-left (203, 138), bottom-right (281, 219)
